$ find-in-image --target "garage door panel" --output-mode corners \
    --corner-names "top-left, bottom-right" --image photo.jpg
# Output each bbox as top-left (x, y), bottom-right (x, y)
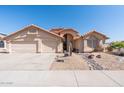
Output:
top-left (11, 42), bottom-right (36, 53)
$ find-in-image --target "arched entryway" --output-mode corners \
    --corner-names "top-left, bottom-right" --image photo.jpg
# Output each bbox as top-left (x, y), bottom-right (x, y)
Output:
top-left (63, 33), bottom-right (74, 52)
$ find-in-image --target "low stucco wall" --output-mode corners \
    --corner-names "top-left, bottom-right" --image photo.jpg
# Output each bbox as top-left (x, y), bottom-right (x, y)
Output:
top-left (112, 48), bottom-right (124, 55)
top-left (0, 48), bottom-right (8, 53)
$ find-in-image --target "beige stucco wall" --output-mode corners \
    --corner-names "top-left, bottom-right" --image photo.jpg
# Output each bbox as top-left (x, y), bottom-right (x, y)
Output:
top-left (66, 34), bottom-right (73, 51)
top-left (83, 33), bottom-right (106, 52)
top-left (74, 32), bottom-right (107, 53)
top-left (74, 38), bottom-right (84, 53)
top-left (5, 26), bottom-right (63, 53)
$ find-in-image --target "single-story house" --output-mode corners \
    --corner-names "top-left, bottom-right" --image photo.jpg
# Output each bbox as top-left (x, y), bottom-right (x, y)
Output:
top-left (0, 24), bottom-right (109, 53)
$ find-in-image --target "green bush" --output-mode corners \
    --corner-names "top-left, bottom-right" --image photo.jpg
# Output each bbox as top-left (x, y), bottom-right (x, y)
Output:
top-left (111, 41), bottom-right (124, 49)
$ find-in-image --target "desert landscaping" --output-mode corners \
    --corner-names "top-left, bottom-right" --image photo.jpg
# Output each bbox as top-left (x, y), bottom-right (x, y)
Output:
top-left (80, 52), bottom-right (124, 70)
top-left (50, 53), bottom-right (89, 70)
top-left (50, 52), bottom-right (124, 70)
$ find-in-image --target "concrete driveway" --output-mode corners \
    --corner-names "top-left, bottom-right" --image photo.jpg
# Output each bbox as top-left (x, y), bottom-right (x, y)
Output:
top-left (0, 53), bottom-right (56, 70)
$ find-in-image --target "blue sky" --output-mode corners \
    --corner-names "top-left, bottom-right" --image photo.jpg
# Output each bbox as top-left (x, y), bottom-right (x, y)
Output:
top-left (0, 5), bottom-right (124, 42)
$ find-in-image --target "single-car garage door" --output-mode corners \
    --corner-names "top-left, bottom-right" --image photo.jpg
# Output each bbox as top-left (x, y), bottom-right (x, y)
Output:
top-left (42, 40), bottom-right (57, 52)
top-left (11, 41), bottom-right (37, 53)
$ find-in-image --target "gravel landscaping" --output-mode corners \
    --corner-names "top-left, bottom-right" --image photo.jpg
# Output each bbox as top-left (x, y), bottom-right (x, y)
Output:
top-left (80, 52), bottom-right (124, 70)
top-left (50, 53), bottom-right (89, 70)
top-left (81, 53), bottom-right (106, 70)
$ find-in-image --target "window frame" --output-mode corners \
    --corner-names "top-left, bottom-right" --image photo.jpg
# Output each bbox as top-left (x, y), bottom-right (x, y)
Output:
top-left (28, 29), bottom-right (38, 34)
top-left (0, 40), bottom-right (5, 48)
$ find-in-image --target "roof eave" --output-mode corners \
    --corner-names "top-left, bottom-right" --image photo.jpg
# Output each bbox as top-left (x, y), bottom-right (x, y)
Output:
top-left (4, 24), bottom-right (63, 40)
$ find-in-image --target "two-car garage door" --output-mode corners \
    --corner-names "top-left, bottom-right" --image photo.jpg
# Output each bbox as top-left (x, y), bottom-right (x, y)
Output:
top-left (11, 41), bottom-right (37, 53)
top-left (11, 41), bottom-right (57, 53)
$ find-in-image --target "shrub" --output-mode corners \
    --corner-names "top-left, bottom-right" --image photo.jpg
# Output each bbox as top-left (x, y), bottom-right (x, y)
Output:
top-left (111, 41), bottom-right (124, 49)
top-left (94, 45), bottom-right (103, 52)
top-left (107, 46), bottom-right (113, 51)
top-left (110, 41), bottom-right (124, 56)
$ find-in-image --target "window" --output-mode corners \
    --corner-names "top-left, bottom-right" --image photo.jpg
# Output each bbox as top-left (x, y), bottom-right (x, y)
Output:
top-left (93, 40), bottom-right (99, 48)
top-left (87, 39), bottom-right (99, 48)
top-left (87, 39), bottom-right (92, 48)
top-left (0, 41), bottom-right (4, 48)
top-left (28, 29), bottom-right (38, 34)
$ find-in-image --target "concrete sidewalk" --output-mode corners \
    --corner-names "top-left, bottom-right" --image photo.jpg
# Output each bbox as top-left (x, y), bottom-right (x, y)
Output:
top-left (0, 70), bottom-right (124, 87)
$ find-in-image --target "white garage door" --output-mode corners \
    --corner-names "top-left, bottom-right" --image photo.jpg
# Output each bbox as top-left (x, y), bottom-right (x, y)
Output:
top-left (42, 40), bottom-right (57, 52)
top-left (11, 42), bottom-right (37, 53)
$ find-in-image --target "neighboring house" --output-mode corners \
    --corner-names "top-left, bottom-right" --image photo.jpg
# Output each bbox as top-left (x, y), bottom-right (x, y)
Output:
top-left (0, 33), bottom-right (7, 52)
top-left (1, 24), bottom-right (109, 53)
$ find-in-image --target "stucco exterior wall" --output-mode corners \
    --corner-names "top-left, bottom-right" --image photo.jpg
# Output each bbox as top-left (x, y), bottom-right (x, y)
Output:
top-left (74, 38), bottom-right (84, 53)
top-left (83, 33), bottom-right (105, 52)
top-left (74, 32), bottom-right (107, 53)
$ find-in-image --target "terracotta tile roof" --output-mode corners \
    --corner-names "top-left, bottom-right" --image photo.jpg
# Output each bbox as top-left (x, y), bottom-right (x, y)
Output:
top-left (73, 36), bottom-right (81, 40)
top-left (50, 28), bottom-right (64, 34)
top-left (50, 28), bottom-right (78, 35)
top-left (63, 28), bottom-right (78, 33)
top-left (82, 30), bottom-right (109, 39)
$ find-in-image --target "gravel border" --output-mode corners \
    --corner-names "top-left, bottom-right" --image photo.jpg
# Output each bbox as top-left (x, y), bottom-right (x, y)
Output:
top-left (80, 53), bottom-right (108, 70)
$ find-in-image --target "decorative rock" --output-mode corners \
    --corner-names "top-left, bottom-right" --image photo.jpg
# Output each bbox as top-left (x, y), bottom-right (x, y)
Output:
top-left (88, 54), bottom-right (94, 59)
top-left (57, 59), bottom-right (64, 62)
top-left (96, 55), bottom-right (101, 58)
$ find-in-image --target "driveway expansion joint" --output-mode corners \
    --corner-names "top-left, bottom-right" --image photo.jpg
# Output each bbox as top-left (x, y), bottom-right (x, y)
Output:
top-left (101, 71), bottom-right (122, 87)
top-left (73, 71), bottom-right (79, 87)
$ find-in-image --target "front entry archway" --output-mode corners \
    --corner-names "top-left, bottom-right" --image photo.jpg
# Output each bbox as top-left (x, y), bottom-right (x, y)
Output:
top-left (63, 34), bottom-right (74, 52)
